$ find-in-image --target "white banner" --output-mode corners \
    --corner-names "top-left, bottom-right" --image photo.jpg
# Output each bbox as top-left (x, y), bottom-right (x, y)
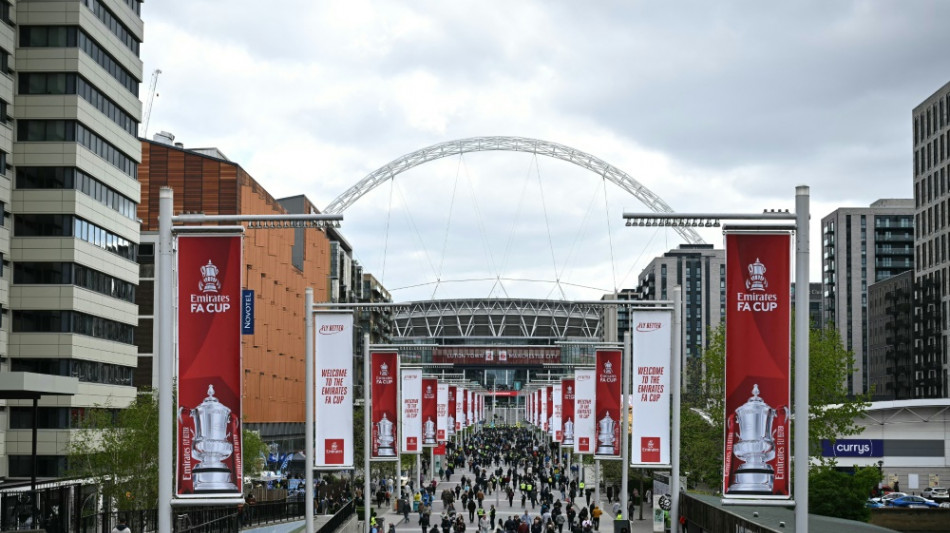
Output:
top-left (456, 387), bottom-right (465, 430)
top-left (401, 368), bottom-right (423, 454)
top-left (552, 384), bottom-right (563, 442)
top-left (437, 383), bottom-right (448, 441)
top-left (574, 369), bottom-right (596, 454)
top-left (314, 313), bottom-right (354, 468)
top-left (631, 310), bottom-right (672, 466)
top-left (467, 389), bottom-right (474, 426)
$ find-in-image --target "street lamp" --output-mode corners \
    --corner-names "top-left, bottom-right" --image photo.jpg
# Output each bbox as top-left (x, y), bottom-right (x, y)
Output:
top-left (623, 187), bottom-right (809, 532)
top-left (877, 460), bottom-right (885, 490)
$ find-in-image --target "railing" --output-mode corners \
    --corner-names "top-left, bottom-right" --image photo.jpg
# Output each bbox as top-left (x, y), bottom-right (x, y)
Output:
top-left (317, 500), bottom-right (355, 533)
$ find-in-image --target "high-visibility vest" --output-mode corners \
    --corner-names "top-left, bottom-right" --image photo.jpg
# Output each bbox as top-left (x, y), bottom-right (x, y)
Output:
top-left (579, 482), bottom-right (585, 489)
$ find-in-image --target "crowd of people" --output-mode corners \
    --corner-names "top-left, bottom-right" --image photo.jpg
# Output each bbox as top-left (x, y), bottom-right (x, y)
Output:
top-left (370, 427), bottom-right (645, 533)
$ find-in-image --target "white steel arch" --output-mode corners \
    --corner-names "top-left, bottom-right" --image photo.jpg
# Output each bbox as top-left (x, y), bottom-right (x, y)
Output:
top-left (323, 136), bottom-right (705, 245)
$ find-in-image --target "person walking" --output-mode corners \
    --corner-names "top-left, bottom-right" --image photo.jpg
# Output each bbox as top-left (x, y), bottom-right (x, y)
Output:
top-left (489, 505), bottom-right (496, 529)
top-left (590, 505), bottom-right (601, 532)
top-left (420, 511), bottom-right (430, 533)
top-left (468, 497), bottom-right (478, 523)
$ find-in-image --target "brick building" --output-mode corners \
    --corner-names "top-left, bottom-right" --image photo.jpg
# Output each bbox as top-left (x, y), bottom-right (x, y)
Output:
top-left (136, 133), bottom-right (331, 449)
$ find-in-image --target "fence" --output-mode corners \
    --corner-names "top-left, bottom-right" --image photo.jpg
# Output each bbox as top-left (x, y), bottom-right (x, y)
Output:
top-left (0, 481), bottom-right (354, 533)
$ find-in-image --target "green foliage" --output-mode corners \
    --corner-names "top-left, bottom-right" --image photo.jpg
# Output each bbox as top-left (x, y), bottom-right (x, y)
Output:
top-left (679, 408), bottom-right (722, 490)
top-left (681, 322), bottom-right (870, 494)
top-left (242, 428), bottom-right (267, 479)
top-left (67, 392), bottom-right (159, 511)
top-left (66, 389), bottom-right (273, 509)
top-left (808, 465), bottom-right (879, 522)
top-left (804, 327), bottom-right (871, 456)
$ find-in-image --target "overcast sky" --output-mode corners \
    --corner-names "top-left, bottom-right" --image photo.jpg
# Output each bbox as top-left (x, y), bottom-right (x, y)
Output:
top-left (141, 1), bottom-right (950, 302)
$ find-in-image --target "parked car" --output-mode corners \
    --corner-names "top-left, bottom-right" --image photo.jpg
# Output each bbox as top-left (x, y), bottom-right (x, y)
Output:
top-left (871, 491), bottom-right (907, 504)
top-left (922, 486), bottom-right (949, 502)
top-left (865, 499), bottom-right (884, 509)
top-left (887, 495), bottom-right (941, 509)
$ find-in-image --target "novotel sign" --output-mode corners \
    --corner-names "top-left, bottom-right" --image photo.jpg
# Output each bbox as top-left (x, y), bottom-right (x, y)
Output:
top-left (820, 439), bottom-right (883, 458)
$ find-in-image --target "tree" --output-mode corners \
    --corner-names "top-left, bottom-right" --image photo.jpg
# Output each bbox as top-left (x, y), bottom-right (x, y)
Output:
top-left (67, 393), bottom-right (159, 511)
top-left (681, 322), bottom-right (870, 492)
top-left (806, 327), bottom-right (871, 456)
top-left (67, 390), bottom-right (271, 510)
top-left (809, 464), bottom-right (879, 522)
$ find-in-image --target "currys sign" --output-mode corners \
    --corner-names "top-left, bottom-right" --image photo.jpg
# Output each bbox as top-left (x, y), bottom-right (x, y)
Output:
top-left (820, 439), bottom-right (883, 458)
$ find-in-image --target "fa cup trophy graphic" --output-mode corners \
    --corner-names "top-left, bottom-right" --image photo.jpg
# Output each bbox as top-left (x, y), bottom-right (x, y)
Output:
top-left (596, 411), bottom-right (617, 454)
top-left (180, 385), bottom-right (238, 492)
top-left (562, 417), bottom-right (575, 446)
top-left (423, 416), bottom-right (437, 445)
top-left (376, 413), bottom-right (396, 457)
top-left (729, 384), bottom-right (777, 493)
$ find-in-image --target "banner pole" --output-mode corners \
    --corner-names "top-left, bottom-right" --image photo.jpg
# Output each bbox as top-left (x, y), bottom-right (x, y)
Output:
top-left (621, 329), bottom-right (631, 519)
top-left (305, 288), bottom-right (314, 533)
top-left (671, 286), bottom-right (682, 531)
top-left (794, 186), bottom-right (810, 532)
top-left (364, 333), bottom-right (371, 533)
top-left (158, 187), bottom-right (173, 533)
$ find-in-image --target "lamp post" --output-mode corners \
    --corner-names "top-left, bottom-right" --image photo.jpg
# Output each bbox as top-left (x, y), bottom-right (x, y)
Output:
top-left (877, 460), bottom-right (885, 490)
top-left (623, 186), bottom-right (809, 532)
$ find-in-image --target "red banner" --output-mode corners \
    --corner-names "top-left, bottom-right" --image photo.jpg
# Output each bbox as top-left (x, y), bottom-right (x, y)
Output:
top-left (561, 378), bottom-right (575, 447)
top-left (371, 352), bottom-right (399, 461)
top-left (723, 232), bottom-right (791, 499)
top-left (176, 235), bottom-right (243, 497)
top-left (448, 386), bottom-right (458, 432)
top-left (462, 389), bottom-right (469, 427)
top-left (422, 378), bottom-right (438, 447)
top-left (595, 349), bottom-right (622, 457)
top-left (545, 386), bottom-right (553, 432)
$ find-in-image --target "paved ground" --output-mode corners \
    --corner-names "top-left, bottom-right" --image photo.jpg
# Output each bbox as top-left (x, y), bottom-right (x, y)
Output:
top-left (369, 462), bottom-right (658, 533)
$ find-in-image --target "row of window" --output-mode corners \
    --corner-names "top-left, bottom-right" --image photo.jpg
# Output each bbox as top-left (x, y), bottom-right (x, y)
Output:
top-left (9, 406), bottom-right (120, 430)
top-left (14, 213), bottom-right (137, 261)
top-left (18, 120), bottom-right (138, 178)
top-left (914, 91), bottom-right (950, 143)
top-left (19, 26), bottom-right (139, 95)
top-left (17, 166), bottom-right (137, 219)
top-left (20, 73), bottom-right (138, 135)
top-left (11, 358), bottom-right (134, 388)
top-left (81, 0), bottom-right (140, 55)
top-left (914, 132), bottom-right (947, 176)
top-left (14, 261), bottom-right (136, 303)
top-left (122, 0), bottom-right (142, 16)
top-left (13, 309), bottom-right (135, 344)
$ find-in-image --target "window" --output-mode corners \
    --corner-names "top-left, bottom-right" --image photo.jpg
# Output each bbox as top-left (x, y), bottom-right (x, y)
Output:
top-left (13, 309), bottom-right (134, 344)
top-left (81, 0), bottom-right (140, 55)
top-left (17, 121), bottom-right (138, 178)
top-left (20, 26), bottom-right (139, 95)
top-left (14, 262), bottom-right (136, 302)
top-left (14, 213), bottom-right (137, 261)
top-left (17, 167), bottom-right (138, 218)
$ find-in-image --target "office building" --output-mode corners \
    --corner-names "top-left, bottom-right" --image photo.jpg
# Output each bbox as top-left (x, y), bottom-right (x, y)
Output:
top-left (0, 0), bottom-right (144, 479)
top-left (912, 81), bottom-right (950, 398)
top-left (821, 199), bottom-right (914, 396)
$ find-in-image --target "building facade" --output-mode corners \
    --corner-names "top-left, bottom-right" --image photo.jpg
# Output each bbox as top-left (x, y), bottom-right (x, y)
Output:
top-left (821, 199), bottom-right (915, 396)
top-left (0, 0), bottom-right (144, 479)
top-left (867, 271), bottom-right (914, 401)
top-left (137, 135), bottom-right (331, 450)
top-left (912, 81), bottom-right (950, 398)
top-left (635, 243), bottom-right (725, 386)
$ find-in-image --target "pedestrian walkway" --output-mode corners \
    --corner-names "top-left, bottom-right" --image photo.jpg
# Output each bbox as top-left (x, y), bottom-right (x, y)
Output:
top-left (374, 455), bottom-right (657, 533)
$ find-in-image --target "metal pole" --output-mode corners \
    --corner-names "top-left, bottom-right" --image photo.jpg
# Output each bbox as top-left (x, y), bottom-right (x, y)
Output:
top-left (158, 187), bottom-right (174, 533)
top-left (671, 286), bottom-right (682, 531)
top-left (620, 330), bottom-right (631, 519)
top-left (305, 289), bottom-right (314, 533)
top-left (794, 186), bottom-right (810, 532)
top-left (363, 333), bottom-right (371, 533)
top-left (595, 460), bottom-right (600, 508)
